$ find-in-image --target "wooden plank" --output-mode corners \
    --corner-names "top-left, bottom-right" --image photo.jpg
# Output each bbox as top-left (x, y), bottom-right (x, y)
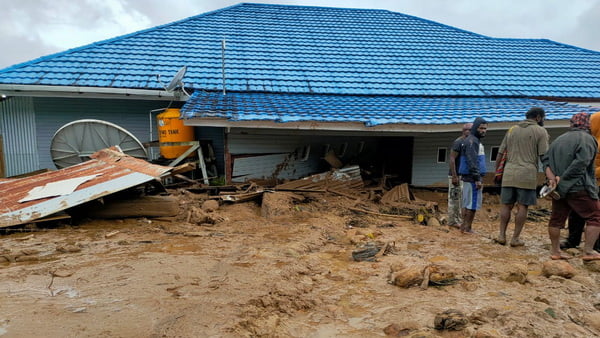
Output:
top-left (85, 195), bottom-right (179, 219)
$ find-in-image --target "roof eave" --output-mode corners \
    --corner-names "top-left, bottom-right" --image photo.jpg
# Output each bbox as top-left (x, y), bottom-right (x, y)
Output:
top-left (0, 84), bottom-right (187, 101)
top-left (183, 118), bottom-right (569, 133)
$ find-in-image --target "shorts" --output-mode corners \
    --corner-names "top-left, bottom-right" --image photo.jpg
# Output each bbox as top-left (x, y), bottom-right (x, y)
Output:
top-left (500, 187), bottom-right (537, 206)
top-left (549, 191), bottom-right (600, 228)
top-left (462, 181), bottom-right (482, 210)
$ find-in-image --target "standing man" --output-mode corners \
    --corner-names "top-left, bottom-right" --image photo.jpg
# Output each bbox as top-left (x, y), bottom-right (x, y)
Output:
top-left (561, 111), bottom-right (600, 252)
top-left (543, 112), bottom-right (600, 261)
top-left (495, 107), bottom-right (549, 247)
top-left (458, 117), bottom-right (488, 234)
top-left (448, 122), bottom-right (472, 228)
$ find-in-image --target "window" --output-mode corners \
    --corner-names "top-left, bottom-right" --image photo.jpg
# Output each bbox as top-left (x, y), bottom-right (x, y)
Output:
top-left (437, 147), bottom-right (447, 163)
top-left (490, 146), bottom-right (500, 162)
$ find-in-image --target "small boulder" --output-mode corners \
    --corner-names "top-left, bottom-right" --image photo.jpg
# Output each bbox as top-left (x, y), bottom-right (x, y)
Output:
top-left (542, 260), bottom-right (576, 278)
top-left (434, 309), bottom-right (469, 331)
top-left (390, 265), bottom-right (425, 288)
top-left (501, 264), bottom-right (528, 284)
top-left (383, 321), bottom-right (419, 336)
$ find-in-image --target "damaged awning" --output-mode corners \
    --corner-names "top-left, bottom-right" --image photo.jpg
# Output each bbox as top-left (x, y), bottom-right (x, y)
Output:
top-left (0, 148), bottom-right (173, 228)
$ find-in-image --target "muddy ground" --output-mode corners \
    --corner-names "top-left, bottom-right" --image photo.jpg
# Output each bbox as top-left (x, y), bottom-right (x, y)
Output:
top-left (1, 187), bottom-right (599, 337)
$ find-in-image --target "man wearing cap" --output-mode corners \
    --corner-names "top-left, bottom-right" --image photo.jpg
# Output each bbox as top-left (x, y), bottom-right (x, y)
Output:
top-left (542, 112), bottom-right (600, 261)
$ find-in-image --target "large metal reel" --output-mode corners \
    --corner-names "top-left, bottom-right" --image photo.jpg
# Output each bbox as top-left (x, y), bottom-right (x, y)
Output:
top-left (51, 119), bottom-right (147, 169)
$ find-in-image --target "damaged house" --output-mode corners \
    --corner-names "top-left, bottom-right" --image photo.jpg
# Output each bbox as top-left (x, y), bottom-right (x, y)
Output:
top-left (1, 3), bottom-right (599, 185)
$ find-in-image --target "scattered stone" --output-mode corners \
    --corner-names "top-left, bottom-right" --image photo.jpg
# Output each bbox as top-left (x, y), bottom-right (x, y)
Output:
top-left (390, 264), bottom-right (425, 288)
top-left (501, 264), bottom-right (528, 284)
top-left (428, 264), bottom-right (458, 286)
top-left (434, 309), bottom-right (469, 331)
top-left (383, 321), bottom-right (419, 336)
top-left (201, 199), bottom-right (220, 212)
top-left (460, 281), bottom-right (478, 291)
top-left (541, 260), bottom-right (576, 278)
top-left (426, 217), bottom-right (440, 226)
top-left (565, 248), bottom-right (579, 256)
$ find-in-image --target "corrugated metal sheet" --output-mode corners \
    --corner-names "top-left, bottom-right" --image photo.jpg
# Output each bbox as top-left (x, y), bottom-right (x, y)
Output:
top-left (0, 148), bottom-right (172, 227)
top-left (0, 97), bottom-right (39, 176)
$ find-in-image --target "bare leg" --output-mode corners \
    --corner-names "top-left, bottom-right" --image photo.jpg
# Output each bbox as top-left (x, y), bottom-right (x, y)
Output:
top-left (510, 204), bottom-right (528, 246)
top-left (497, 203), bottom-right (513, 244)
top-left (461, 209), bottom-right (476, 233)
top-left (548, 227), bottom-right (562, 257)
top-left (582, 226), bottom-right (600, 256)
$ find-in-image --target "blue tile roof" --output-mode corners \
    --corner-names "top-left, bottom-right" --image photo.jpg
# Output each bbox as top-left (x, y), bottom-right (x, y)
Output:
top-left (181, 91), bottom-right (598, 126)
top-left (1, 3), bottom-right (600, 98)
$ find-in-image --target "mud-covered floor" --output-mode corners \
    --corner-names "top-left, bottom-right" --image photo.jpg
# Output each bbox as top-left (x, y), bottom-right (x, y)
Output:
top-left (1, 189), bottom-right (599, 337)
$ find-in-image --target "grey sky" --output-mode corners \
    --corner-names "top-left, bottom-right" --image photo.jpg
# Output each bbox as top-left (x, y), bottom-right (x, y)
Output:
top-left (1, 0), bottom-right (599, 69)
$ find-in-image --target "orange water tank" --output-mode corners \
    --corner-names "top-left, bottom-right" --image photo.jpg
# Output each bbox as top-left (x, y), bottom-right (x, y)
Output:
top-left (157, 108), bottom-right (195, 159)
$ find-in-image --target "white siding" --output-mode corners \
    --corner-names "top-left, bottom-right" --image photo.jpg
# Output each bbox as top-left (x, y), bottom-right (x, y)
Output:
top-left (412, 130), bottom-right (507, 186)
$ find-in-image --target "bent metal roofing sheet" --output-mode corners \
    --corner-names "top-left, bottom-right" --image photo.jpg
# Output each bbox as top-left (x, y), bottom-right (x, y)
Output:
top-left (180, 91), bottom-right (598, 126)
top-left (0, 148), bottom-right (172, 228)
top-left (0, 3), bottom-right (599, 98)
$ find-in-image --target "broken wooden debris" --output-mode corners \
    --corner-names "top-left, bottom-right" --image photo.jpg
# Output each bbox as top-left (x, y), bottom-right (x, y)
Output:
top-left (275, 165), bottom-right (363, 191)
top-left (84, 195), bottom-right (179, 219)
top-left (348, 206), bottom-right (412, 219)
top-left (381, 183), bottom-right (413, 204)
top-left (220, 190), bottom-right (264, 202)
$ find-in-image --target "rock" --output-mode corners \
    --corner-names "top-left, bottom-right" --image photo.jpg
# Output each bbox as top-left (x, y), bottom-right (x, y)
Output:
top-left (426, 217), bottom-right (440, 226)
top-left (391, 265), bottom-right (425, 288)
top-left (428, 264), bottom-right (457, 285)
top-left (383, 321), bottom-right (419, 336)
top-left (533, 296), bottom-right (550, 305)
top-left (460, 281), bottom-right (478, 291)
top-left (565, 248), bottom-right (580, 256)
top-left (201, 199), bottom-right (219, 212)
top-left (434, 309), bottom-right (469, 331)
top-left (585, 312), bottom-right (600, 331)
top-left (502, 264), bottom-right (528, 284)
top-left (541, 260), bottom-right (576, 278)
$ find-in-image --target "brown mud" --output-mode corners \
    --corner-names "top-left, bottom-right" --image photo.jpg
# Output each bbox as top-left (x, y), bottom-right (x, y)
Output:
top-left (1, 189), bottom-right (599, 337)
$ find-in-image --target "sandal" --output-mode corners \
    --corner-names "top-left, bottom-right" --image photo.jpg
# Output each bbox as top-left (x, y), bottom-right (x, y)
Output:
top-left (581, 254), bottom-right (600, 261)
top-left (550, 255), bottom-right (571, 260)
